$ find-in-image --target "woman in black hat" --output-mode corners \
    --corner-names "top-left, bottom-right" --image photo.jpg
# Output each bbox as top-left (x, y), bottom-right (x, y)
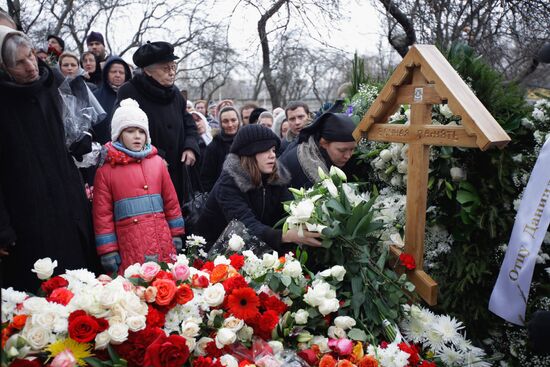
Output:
top-left (280, 112), bottom-right (357, 189)
top-left (194, 124), bottom-right (321, 252)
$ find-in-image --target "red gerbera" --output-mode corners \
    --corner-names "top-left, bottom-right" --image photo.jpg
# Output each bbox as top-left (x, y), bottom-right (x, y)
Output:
top-left (227, 287), bottom-right (260, 321)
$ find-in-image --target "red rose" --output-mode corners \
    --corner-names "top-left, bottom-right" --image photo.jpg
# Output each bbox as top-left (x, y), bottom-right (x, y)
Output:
top-left (143, 334), bottom-right (190, 367)
top-left (191, 274), bottom-right (209, 288)
top-left (298, 349), bottom-right (320, 365)
top-left (201, 261), bottom-right (214, 272)
top-left (176, 284), bottom-right (194, 305)
top-left (192, 258), bottom-right (205, 269)
top-left (229, 254), bottom-right (245, 270)
top-left (41, 276), bottom-right (69, 294)
top-left (8, 358), bottom-right (43, 367)
top-left (68, 311), bottom-right (100, 343)
top-left (399, 253), bottom-right (416, 270)
top-left (193, 356), bottom-right (223, 367)
top-left (47, 287), bottom-right (74, 306)
top-left (152, 279), bottom-right (177, 306)
top-left (145, 305), bottom-right (166, 328)
top-left (115, 327), bottom-right (164, 367)
top-left (154, 270), bottom-right (175, 281)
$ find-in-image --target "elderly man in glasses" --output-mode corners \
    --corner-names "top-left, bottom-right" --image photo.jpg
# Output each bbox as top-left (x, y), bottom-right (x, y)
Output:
top-left (116, 41), bottom-right (199, 202)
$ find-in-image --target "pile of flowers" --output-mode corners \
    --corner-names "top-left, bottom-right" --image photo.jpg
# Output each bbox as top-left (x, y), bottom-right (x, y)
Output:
top-left (1, 244), bottom-right (487, 367)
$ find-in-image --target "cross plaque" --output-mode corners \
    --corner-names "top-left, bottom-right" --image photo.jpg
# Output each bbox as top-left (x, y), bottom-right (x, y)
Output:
top-left (353, 45), bottom-right (511, 305)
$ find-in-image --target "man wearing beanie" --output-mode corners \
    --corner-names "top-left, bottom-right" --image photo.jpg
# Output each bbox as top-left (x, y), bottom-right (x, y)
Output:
top-left (280, 112), bottom-right (357, 189)
top-left (194, 124), bottom-right (321, 252)
top-left (86, 31), bottom-right (107, 64)
top-left (0, 26), bottom-right (98, 291)
top-left (116, 40), bottom-right (199, 202)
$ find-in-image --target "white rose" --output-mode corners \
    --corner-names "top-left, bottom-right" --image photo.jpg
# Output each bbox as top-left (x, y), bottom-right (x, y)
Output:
top-left (373, 158), bottom-right (386, 169)
top-left (222, 317), bottom-right (244, 332)
top-left (282, 260), bottom-right (302, 278)
top-left (31, 312), bottom-right (58, 330)
top-left (108, 323), bottom-right (129, 344)
top-left (379, 149), bottom-right (392, 162)
top-left (397, 161), bottom-right (408, 174)
top-left (184, 336), bottom-right (196, 352)
top-left (328, 326), bottom-right (347, 339)
top-left (311, 336), bottom-right (330, 353)
top-left (318, 298), bottom-right (340, 316)
top-left (294, 309), bottom-right (309, 325)
top-left (23, 297), bottom-right (49, 314)
top-left (23, 326), bottom-right (52, 350)
top-left (268, 341), bottom-right (283, 354)
top-left (215, 328), bottom-right (236, 348)
top-left (330, 265), bottom-right (346, 281)
top-left (228, 234), bottom-right (245, 252)
top-left (123, 264), bottom-right (141, 278)
top-left (181, 320), bottom-right (201, 337)
top-left (390, 175), bottom-right (402, 187)
top-left (220, 354), bottom-right (239, 367)
top-left (262, 252), bottom-right (279, 269)
top-left (126, 315), bottom-right (146, 332)
top-left (450, 167), bottom-right (465, 182)
top-left (334, 316), bottom-right (356, 330)
top-left (31, 258), bottom-right (57, 280)
top-left (203, 283), bottom-right (225, 307)
top-left (194, 337), bottom-right (213, 356)
top-left (95, 331), bottom-right (111, 350)
top-left (237, 325), bottom-right (254, 342)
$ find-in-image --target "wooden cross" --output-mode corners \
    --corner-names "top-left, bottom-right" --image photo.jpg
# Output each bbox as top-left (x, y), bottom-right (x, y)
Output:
top-left (353, 45), bottom-right (510, 305)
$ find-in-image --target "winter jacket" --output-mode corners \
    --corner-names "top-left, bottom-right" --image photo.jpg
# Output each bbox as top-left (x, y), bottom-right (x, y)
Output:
top-left (279, 136), bottom-right (359, 189)
top-left (194, 153), bottom-right (292, 252)
top-left (0, 61), bottom-right (98, 291)
top-left (200, 132), bottom-right (235, 192)
top-left (93, 142), bottom-right (184, 272)
top-left (93, 57), bottom-right (132, 145)
top-left (116, 73), bottom-right (199, 202)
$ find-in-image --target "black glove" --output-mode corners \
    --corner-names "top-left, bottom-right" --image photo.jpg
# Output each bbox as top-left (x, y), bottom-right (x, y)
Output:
top-left (69, 132), bottom-right (93, 162)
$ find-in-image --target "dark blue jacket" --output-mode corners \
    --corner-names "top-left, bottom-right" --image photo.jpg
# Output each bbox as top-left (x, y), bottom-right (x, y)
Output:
top-left (194, 154), bottom-right (292, 252)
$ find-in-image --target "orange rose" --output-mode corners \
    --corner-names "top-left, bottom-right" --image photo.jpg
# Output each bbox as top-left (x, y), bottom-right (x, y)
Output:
top-left (319, 355), bottom-right (337, 367)
top-left (152, 279), bottom-right (177, 306)
top-left (210, 264), bottom-right (229, 283)
top-left (357, 355), bottom-right (378, 367)
top-left (176, 284), bottom-right (194, 305)
top-left (337, 360), bottom-right (354, 367)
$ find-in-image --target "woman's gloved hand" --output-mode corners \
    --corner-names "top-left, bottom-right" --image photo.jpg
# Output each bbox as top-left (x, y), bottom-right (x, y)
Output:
top-left (173, 237), bottom-right (183, 253)
top-left (100, 252), bottom-right (121, 274)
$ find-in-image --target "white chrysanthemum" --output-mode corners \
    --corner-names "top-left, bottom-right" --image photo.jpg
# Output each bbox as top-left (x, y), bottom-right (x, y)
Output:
top-left (462, 346), bottom-right (490, 367)
top-left (1, 287), bottom-right (28, 322)
top-left (433, 315), bottom-right (464, 344)
top-left (186, 234), bottom-right (206, 248)
top-left (213, 255), bottom-right (231, 266)
top-left (436, 345), bottom-right (464, 366)
top-left (368, 343), bottom-right (410, 367)
top-left (63, 269), bottom-right (99, 291)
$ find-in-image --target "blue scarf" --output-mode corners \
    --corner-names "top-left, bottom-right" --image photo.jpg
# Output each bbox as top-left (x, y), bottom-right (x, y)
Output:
top-left (113, 141), bottom-right (152, 159)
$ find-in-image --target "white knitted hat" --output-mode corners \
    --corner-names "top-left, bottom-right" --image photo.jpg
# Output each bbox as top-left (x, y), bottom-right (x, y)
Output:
top-left (111, 98), bottom-right (150, 144)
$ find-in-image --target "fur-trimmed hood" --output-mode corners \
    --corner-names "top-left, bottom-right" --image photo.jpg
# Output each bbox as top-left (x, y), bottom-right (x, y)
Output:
top-left (222, 153), bottom-right (291, 192)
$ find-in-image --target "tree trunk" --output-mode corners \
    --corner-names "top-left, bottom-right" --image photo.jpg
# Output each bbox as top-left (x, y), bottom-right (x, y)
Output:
top-left (258, 0), bottom-right (287, 108)
top-left (378, 0), bottom-right (416, 58)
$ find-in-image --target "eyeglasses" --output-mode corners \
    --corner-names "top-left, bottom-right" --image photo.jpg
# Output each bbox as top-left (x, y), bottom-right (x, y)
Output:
top-left (159, 63), bottom-right (177, 73)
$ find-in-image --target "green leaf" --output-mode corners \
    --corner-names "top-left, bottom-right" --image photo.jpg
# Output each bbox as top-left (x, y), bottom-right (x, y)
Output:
top-left (84, 358), bottom-right (108, 367)
top-left (326, 198), bottom-right (347, 215)
top-left (108, 344), bottom-right (122, 364)
top-left (280, 275), bottom-right (292, 287)
top-left (347, 328), bottom-right (368, 341)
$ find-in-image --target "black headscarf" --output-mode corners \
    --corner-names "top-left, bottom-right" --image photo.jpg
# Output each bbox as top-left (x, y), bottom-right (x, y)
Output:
top-left (298, 112), bottom-right (356, 143)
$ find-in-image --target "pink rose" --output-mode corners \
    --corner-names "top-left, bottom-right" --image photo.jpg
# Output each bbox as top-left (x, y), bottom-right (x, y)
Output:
top-left (97, 274), bottom-right (112, 285)
top-left (122, 280), bottom-right (134, 292)
top-left (140, 262), bottom-right (161, 282)
top-left (135, 286), bottom-right (146, 300)
top-left (328, 338), bottom-right (353, 356)
top-left (171, 264), bottom-right (190, 282)
top-left (144, 286), bottom-right (158, 303)
top-left (50, 349), bottom-right (77, 367)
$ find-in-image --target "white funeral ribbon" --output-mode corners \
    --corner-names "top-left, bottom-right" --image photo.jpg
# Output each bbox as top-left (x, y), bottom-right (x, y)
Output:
top-left (489, 137), bottom-right (550, 325)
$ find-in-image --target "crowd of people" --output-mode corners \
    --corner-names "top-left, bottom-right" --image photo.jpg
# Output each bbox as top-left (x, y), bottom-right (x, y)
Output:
top-left (0, 11), bottom-right (360, 292)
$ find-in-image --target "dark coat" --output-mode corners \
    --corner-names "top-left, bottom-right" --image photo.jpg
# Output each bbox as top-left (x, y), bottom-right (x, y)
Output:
top-left (93, 57), bottom-right (131, 145)
top-left (116, 73), bottom-right (199, 202)
top-left (279, 143), bottom-right (315, 189)
top-left (194, 154), bottom-right (292, 252)
top-left (0, 62), bottom-right (98, 292)
top-left (200, 132), bottom-right (235, 192)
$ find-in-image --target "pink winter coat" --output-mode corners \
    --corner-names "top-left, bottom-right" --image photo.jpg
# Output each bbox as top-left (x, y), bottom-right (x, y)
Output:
top-left (93, 142), bottom-right (184, 272)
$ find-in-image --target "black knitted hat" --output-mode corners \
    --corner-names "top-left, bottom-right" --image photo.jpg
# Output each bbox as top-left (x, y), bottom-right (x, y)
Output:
top-left (86, 31), bottom-right (104, 45)
top-left (248, 107), bottom-right (267, 124)
top-left (230, 124), bottom-right (280, 156)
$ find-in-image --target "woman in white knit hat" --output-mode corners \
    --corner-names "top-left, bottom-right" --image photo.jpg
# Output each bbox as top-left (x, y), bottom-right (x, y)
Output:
top-left (92, 98), bottom-right (185, 274)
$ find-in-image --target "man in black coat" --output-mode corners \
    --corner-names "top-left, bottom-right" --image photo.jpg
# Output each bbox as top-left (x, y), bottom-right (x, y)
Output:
top-left (116, 41), bottom-right (199, 201)
top-left (0, 26), bottom-right (98, 291)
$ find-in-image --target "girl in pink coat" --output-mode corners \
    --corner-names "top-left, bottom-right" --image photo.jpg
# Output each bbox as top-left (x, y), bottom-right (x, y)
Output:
top-left (93, 98), bottom-right (184, 274)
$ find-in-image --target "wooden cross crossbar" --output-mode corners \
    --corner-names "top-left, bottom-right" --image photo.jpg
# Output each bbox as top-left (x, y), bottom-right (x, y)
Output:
top-left (353, 45), bottom-right (511, 306)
